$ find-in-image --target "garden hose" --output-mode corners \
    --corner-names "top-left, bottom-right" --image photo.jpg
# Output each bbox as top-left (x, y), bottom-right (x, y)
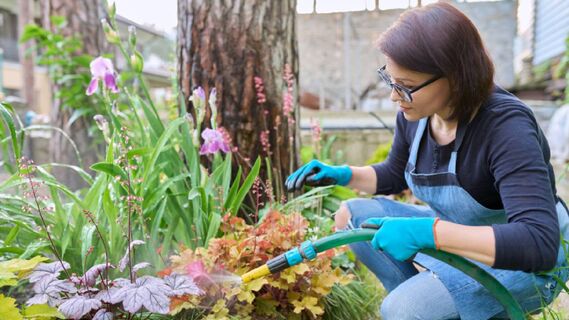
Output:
top-left (240, 225), bottom-right (525, 320)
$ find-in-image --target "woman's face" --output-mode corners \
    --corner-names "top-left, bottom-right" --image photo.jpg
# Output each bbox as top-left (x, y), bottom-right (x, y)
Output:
top-left (385, 58), bottom-right (452, 122)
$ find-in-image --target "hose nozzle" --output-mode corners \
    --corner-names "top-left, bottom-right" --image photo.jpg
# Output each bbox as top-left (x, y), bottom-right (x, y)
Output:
top-left (241, 240), bottom-right (317, 283)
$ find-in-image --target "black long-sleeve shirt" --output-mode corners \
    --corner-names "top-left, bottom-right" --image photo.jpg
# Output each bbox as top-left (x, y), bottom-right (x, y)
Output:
top-left (371, 87), bottom-right (561, 272)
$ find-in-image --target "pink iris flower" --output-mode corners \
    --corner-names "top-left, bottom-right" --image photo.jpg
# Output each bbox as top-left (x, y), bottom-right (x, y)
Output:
top-left (199, 128), bottom-right (230, 155)
top-left (86, 57), bottom-right (119, 96)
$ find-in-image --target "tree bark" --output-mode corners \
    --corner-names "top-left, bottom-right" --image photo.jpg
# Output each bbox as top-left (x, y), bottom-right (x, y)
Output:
top-left (177, 0), bottom-right (300, 206)
top-left (41, 0), bottom-right (110, 190)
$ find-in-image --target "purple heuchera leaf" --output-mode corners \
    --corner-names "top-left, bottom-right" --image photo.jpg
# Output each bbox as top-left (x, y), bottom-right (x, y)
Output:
top-left (93, 309), bottom-right (113, 320)
top-left (111, 277), bottom-right (131, 287)
top-left (27, 277), bottom-right (77, 307)
top-left (119, 240), bottom-right (145, 272)
top-left (80, 263), bottom-right (114, 287)
top-left (86, 56), bottom-right (119, 95)
top-left (110, 276), bottom-right (170, 314)
top-left (58, 295), bottom-right (102, 319)
top-left (132, 262), bottom-right (151, 273)
top-left (199, 128), bottom-right (230, 155)
top-left (95, 287), bottom-right (120, 304)
top-left (28, 261), bottom-right (70, 283)
top-left (163, 273), bottom-right (203, 296)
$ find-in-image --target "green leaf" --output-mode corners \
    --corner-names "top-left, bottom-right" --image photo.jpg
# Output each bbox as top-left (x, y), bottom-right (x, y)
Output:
top-left (80, 225), bottom-right (96, 271)
top-left (22, 304), bottom-right (64, 319)
top-left (204, 213), bottom-right (221, 246)
top-left (50, 16), bottom-right (66, 28)
top-left (224, 166), bottom-right (242, 214)
top-left (19, 241), bottom-right (49, 259)
top-left (0, 256), bottom-right (48, 274)
top-left (91, 162), bottom-right (127, 180)
top-left (24, 125), bottom-right (83, 167)
top-left (188, 188), bottom-right (200, 201)
top-left (4, 225), bottom-right (20, 246)
top-left (0, 294), bottom-right (23, 320)
top-left (20, 24), bottom-right (47, 43)
top-left (66, 108), bottom-right (91, 128)
top-left (142, 117), bottom-right (185, 185)
top-left (321, 135), bottom-right (337, 161)
top-left (0, 102), bottom-right (21, 161)
top-left (42, 164), bottom-right (93, 185)
top-left (330, 185), bottom-right (358, 200)
top-left (229, 157), bottom-right (261, 217)
top-left (0, 278), bottom-right (18, 288)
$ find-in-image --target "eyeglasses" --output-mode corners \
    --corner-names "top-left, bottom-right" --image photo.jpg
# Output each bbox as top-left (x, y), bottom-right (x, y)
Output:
top-left (377, 65), bottom-right (442, 102)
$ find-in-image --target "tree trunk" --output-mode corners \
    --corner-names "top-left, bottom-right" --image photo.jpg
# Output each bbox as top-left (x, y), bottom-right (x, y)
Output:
top-left (177, 0), bottom-right (300, 206)
top-left (41, 0), bottom-right (110, 190)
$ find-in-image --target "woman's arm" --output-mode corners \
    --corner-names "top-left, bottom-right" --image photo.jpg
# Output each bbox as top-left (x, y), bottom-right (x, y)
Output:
top-left (347, 166), bottom-right (378, 195)
top-left (436, 221), bottom-right (495, 266)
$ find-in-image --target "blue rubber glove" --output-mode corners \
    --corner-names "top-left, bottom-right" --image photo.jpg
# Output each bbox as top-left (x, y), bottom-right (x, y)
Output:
top-left (285, 159), bottom-right (352, 192)
top-left (364, 217), bottom-right (437, 261)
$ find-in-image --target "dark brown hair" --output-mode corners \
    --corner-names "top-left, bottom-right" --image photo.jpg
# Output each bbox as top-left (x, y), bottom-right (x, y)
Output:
top-left (378, 2), bottom-right (494, 121)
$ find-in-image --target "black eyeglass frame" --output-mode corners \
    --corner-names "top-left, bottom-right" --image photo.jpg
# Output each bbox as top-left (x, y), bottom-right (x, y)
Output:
top-left (377, 65), bottom-right (442, 102)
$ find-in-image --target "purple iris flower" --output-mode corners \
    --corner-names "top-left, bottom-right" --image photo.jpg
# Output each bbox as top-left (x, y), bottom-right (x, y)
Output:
top-left (86, 57), bottom-right (119, 96)
top-left (199, 128), bottom-right (230, 155)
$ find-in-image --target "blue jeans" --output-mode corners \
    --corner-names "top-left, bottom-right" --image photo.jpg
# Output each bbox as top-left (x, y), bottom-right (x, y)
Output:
top-left (344, 196), bottom-right (567, 320)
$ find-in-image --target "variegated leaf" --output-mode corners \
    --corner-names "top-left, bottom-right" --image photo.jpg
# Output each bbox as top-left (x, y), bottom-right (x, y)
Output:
top-left (118, 240), bottom-right (145, 272)
top-left (27, 261), bottom-right (70, 283)
top-left (111, 276), bottom-right (170, 314)
top-left (93, 309), bottom-right (113, 320)
top-left (132, 262), bottom-right (151, 273)
top-left (81, 263), bottom-right (114, 287)
top-left (95, 287), bottom-right (120, 304)
top-left (58, 296), bottom-right (101, 319)
top-left (163, 273), bottom-right (203, 296)
top-left (27, 278), bottom-right (76, 307)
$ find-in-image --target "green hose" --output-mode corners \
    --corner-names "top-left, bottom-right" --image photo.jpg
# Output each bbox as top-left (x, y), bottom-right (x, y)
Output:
top-left (242, 228), bottom-right (525, 319)
top-left (312, 229), bottom-right (525, 320)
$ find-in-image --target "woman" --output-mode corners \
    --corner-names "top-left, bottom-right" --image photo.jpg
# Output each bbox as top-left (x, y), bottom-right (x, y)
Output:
top-left (285, 3), bottom-right (569, 319)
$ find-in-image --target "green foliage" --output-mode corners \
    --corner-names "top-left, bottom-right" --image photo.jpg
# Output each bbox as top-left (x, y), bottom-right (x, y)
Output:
top-left (323, 281), bottom-right (382, 320)
top-left (533, 59), bottom-right (553, 84)
top-left (554, 32), bottom-right (569, 103)
top-left (20, 18), bottom-right (104, 147)
top-left (0, 102), bottom-right (23, 173)
top-left (0, 9), bottom-right (388, 320)
top-left (365, 140), bottom-right (393, 165)
top-left (0, 14), bottom-right (262, 279)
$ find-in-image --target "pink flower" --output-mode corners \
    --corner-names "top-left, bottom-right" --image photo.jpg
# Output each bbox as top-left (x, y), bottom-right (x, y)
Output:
top-left (260, 130), bottom-right (271, 155)
top-left (254, 76), bottom-right (266, 104)
top-left (282, 64), bottom-right (295, 125)
top-left (86, 57), bottom-right (119, 96)
top-left (199, 128), bottom-right (230, 155)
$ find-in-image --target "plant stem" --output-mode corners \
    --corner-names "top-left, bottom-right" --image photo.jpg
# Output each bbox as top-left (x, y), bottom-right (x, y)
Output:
top-left (85, 209), bottom-right (111, 287)
top-left (24, 164), bottom-right (70, 278)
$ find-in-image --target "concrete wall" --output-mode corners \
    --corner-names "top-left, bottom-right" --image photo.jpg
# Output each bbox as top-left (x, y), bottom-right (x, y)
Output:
top-left (297, 0), bottom-right (516, 111)
top-left (2, 62), bottom-right (52, 115)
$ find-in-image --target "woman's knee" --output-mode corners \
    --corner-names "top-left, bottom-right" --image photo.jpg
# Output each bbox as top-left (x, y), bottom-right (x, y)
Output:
top-left (381, 288), bottom-right (430, 320)
top-left (341, 197), bottom-right (389, 228)
top-left (380, 272), bottom-right (458, 320)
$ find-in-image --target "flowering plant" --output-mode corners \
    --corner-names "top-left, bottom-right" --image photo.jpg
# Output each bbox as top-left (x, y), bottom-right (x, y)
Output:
top-left (22, 241), bottom-right (202, 319)
top-left (86, 57), bottom-right (119, 96)
top-left (163, 210), bottom-right (353, 319)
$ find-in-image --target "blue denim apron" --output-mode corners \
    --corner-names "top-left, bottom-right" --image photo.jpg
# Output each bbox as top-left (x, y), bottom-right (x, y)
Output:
top-left (406, 117), bottom-right (569, 320)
